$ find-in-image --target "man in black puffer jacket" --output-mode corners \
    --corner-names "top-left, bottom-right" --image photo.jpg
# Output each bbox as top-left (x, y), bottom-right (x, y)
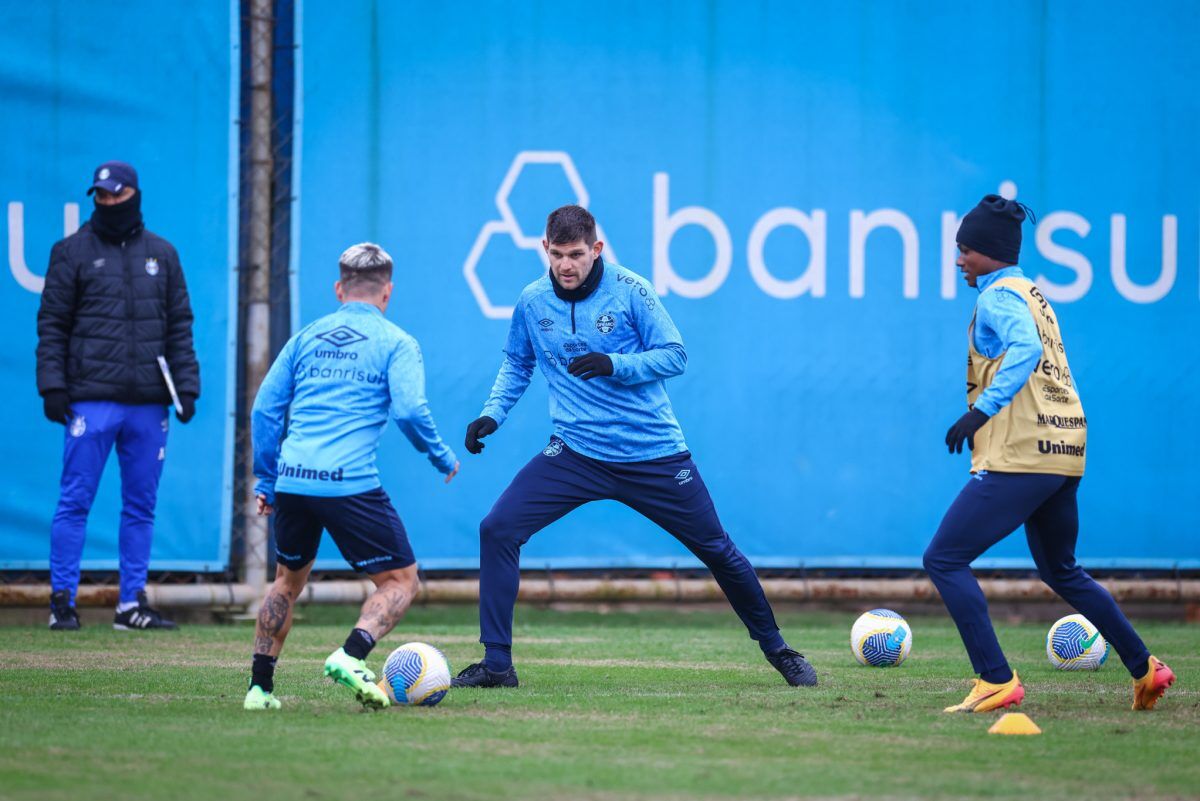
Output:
top-left (36, 161), bottom-right (199, 632)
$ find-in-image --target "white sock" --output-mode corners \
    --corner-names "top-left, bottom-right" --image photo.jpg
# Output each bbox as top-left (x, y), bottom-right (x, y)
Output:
top-left (116, 600), bottom-right (138, 613)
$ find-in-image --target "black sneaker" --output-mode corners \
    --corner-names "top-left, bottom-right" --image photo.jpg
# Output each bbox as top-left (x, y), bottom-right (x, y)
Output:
top-left (49, 590), bottom-right (80, 631)
top-left (113, 591), bottom-right (178, 631)
top-left (450, 662), bottom-right (519, 688)
top-left (766, 647), bottom-right (818, 687)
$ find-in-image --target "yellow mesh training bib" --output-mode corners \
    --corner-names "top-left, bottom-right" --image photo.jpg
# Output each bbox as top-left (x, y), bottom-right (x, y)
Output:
top-left (967, 277), bottom-right (1087, 476)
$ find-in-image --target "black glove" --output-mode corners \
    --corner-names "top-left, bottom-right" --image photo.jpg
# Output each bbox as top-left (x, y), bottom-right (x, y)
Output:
top-left (567, 352), bottom-right (614, 381)
top-left (945, 408), bottom-right (990, 454)
top-left (176, 394), bottom-right (197, 424)
top-left (42, 390), bottom-right (72, 425)
top-left (464, 416), bottom-right (498, 455)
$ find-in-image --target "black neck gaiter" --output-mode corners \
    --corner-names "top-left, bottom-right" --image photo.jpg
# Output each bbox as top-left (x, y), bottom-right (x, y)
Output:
top-left (550, 255), bottom-right (605, 302)
top-left (90, 191), bottom-right (144, 243)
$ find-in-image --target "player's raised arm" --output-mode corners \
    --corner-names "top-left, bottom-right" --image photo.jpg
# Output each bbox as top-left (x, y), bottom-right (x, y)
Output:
top-left (387, 336), bottom-right (458, 477)
top-left (465, 297), bottom-right (536, 454)
top-left (250, 336), bottom-right (298, 507)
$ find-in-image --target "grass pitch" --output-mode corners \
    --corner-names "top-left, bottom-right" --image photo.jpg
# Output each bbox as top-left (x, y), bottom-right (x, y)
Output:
top-left (1, 606), bottom-right (1197, 800)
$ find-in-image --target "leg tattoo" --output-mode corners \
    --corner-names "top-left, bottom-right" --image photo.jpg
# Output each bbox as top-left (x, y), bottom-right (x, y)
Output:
top-left (254, 588), bottom-right (294, 656)
top-left (355, 579), bottom-right (415, 642)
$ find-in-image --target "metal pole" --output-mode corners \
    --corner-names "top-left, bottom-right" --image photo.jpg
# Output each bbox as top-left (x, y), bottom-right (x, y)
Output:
top-left (241, 0), bottom-right (275, 605)
top-left (7, 578), bottom-right (1200, 608)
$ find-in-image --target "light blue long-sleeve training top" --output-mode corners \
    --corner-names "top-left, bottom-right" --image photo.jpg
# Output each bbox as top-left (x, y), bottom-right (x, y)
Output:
top-left (480, 261), bottom-right (689, 462)
top-left (252, 302), bottom-right (457, 504)
top-left (971, 266), bottom-right (1043, 417)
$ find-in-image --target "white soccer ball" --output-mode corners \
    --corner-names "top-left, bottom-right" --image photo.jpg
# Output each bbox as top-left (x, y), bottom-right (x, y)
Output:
top-left (1046, 614), bottom-right (1109, 670)
top-left (850, 608), bottom-right (912, 667)
top-left (379, 642), bottom-right (451, 706)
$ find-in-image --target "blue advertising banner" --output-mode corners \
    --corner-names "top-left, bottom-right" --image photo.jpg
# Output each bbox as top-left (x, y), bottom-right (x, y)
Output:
top-left (295, 1), bottom-right (1198, 569)
top-left (0, 2), bottom-right (236, 570)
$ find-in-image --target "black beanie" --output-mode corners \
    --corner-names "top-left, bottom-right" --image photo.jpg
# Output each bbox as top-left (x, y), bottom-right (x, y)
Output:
top-left (956, 194), bottom-right (1034, 265)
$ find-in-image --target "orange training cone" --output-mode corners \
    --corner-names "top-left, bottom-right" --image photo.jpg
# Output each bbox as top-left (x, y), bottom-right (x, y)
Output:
top-left (988, 712), bottom-right (1042, 735)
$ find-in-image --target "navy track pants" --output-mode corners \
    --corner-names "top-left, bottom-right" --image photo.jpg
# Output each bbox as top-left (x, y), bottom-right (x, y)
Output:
top-left (51, 401), bottom-right (169, 604)
top-left (923, 471), bottom-right (1150, 678)
top-left (478, 438), bottom-right (783, 652)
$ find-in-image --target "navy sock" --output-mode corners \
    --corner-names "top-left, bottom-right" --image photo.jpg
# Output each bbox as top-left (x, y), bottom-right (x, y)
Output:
top-left (343, 628), bottom-right (376, 661)
top-left (759, 631), bottom-right (788, 655)
top-left (1130, 660), bottom-right (1149, 680)
top-left (251, 653), bottom-right (277, 693)
top-left (484, 643), bottom-right (512, 672)
top-left (981, 666), bottom-right (1014, 684)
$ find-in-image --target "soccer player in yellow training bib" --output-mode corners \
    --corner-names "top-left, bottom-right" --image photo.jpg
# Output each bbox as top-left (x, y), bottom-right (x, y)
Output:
top-left (924, 194), bottom-right (1175, 713)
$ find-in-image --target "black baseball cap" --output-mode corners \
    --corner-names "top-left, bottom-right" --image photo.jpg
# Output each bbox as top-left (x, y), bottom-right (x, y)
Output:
top-left (87, 161), bottom-right (138, 195)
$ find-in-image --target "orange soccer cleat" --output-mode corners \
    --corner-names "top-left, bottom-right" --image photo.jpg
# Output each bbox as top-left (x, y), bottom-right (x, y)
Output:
top-left (944, 672), bottom-right (1025, 713)
top-left (1131, 656), bottom-right (1175, 711)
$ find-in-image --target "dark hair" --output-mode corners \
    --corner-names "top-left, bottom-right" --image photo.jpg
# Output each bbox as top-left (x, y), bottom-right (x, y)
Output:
top-left (338, 242), bottom-right (393, 294)
top-left (546, 204), bottom-right (597, 246)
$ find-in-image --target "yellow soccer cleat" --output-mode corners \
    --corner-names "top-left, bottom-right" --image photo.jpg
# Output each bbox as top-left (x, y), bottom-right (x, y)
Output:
top-left (243, 684), bottom-right (281, 710)
top-left (1132, 656), bottom-right (1175, 711)
top-left (944, 672), bottom-right (1025, 713)
top-left (323, 647), bottom-right (390, 709)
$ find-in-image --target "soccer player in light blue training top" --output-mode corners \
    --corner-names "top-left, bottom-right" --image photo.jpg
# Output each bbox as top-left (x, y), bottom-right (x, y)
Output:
top-left (453, 205), bottom-right (816, 690)
top-left (243, 242), bottom-right (459, 710)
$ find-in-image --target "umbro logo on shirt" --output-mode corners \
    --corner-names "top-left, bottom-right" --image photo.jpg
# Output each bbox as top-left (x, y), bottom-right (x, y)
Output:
top-left (538, 318), bottom-right (554, 329)
top-left (675, 469), bottom-right (693, 485)
top-left (316, 325), bottom-right (368, 348)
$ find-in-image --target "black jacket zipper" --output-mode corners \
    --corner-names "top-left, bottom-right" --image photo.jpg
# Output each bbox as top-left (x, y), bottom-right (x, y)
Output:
top-left (123, 239), bottom-right (136, 399)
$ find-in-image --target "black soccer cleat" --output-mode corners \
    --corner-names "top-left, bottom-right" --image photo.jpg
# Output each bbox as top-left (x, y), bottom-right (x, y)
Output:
top-left (450, 662), bottom-right (519, 688)
top-left (113, 591), bottom-right (178, 631)
top-left (766, 647), bottom-right (818, 687)
top-left (48, 589), bottom-right (80, 631)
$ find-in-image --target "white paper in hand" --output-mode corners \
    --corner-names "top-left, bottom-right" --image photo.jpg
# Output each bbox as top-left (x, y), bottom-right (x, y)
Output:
top-left (156, 355), bottom-right (184, 415)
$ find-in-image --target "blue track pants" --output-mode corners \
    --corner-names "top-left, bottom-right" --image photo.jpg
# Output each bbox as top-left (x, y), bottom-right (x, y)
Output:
top-left (50, 401), bottom-right (169, 604)
top-left (923, 471), bottom-right (1150, 678)
top-left (478, 438), bottom-right (784, 653)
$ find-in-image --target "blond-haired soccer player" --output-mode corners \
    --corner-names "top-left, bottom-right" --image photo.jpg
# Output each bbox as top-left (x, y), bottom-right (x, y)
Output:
top-left (244, 243), bottom-right (458, 710)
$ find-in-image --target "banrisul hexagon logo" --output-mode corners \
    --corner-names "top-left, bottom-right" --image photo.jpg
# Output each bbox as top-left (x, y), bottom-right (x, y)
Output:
top-left (463, 151), bottom-right (618, 319)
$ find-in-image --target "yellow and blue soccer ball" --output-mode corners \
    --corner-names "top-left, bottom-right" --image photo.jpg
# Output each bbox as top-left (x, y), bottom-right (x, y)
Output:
top-left (850, 609), bottom-right (912, 667)
top-left (378, 642), bottom-right (452, 706)
top-left (1046, 614), bottom-right (1109, 670)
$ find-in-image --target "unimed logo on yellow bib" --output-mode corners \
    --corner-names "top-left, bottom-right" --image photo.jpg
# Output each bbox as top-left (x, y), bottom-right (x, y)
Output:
top-left (967, 277), bottom-right (1087, 477)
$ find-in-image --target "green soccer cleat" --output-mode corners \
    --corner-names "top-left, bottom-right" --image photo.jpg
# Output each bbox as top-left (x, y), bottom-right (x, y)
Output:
top-left (243, 685), bottom-right (281, 710)
top-left (323, 647), bottom-right (389, 709)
